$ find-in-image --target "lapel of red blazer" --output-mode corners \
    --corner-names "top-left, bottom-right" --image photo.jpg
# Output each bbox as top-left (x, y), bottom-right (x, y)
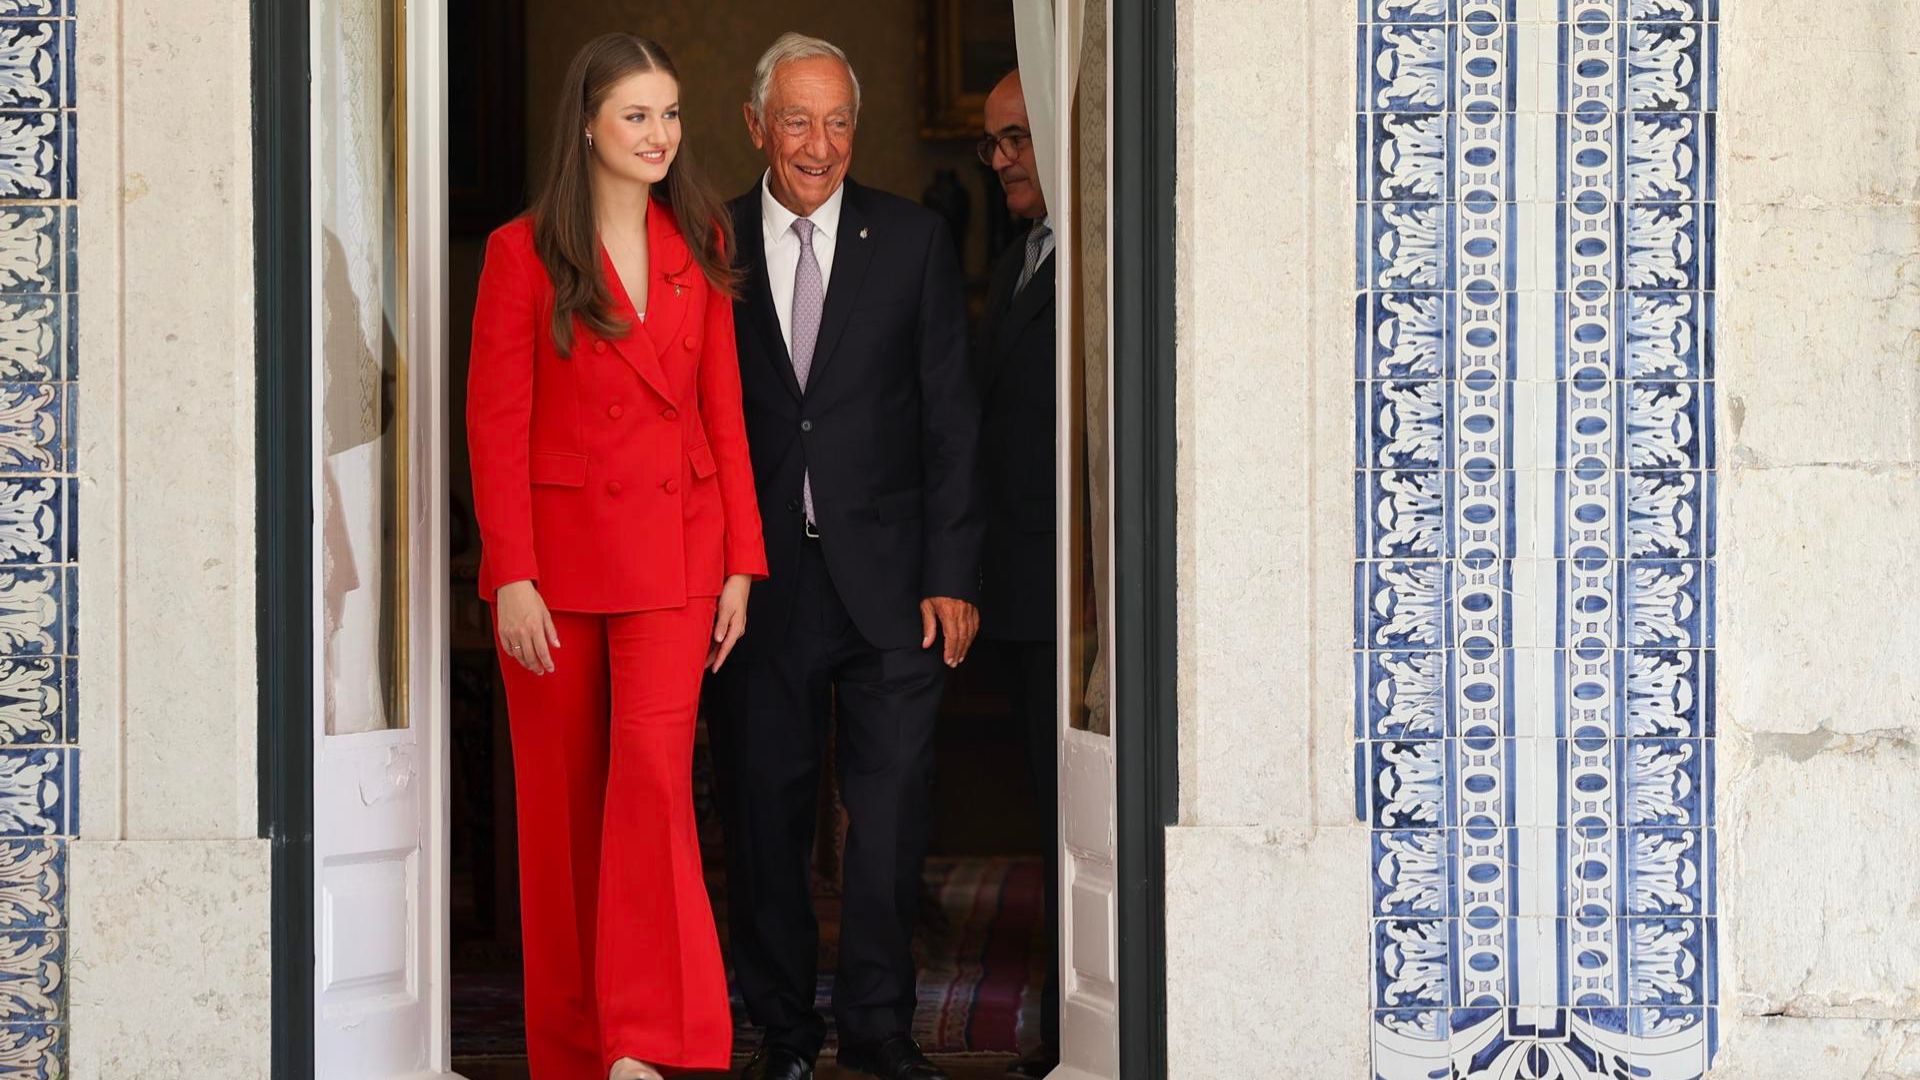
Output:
top-left (596, 201), bottom-right (684, 407)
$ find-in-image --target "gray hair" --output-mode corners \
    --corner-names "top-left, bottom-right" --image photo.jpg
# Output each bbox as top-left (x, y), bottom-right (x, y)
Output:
top-left (749, 32), bottom-right (862, 123)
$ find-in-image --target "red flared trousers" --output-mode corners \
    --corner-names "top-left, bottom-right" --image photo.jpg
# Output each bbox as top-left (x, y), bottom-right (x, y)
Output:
top-left (495, 601), bottom-right (733, 1077)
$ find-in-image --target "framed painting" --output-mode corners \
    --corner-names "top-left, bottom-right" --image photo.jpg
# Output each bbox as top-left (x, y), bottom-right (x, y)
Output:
top-left (919, 0), bottom-right (1018, 139)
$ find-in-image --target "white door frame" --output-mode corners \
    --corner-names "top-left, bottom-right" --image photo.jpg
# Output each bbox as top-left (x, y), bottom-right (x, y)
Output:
top-left (1050, 0), bottom-right (1122, 1076)
top-left (308, 0), bottom-right (456, 1074)
top-left (1044, 0), bottom-right (1180, 1073)
top-left (414, 0), bottom-right (455, 1070)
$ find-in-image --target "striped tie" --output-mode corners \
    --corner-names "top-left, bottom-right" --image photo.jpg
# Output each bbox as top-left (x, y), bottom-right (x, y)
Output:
top-left (1015, 220), bottom-right (1052, 295)
top-left (790, 218), bottom-right (822, 525)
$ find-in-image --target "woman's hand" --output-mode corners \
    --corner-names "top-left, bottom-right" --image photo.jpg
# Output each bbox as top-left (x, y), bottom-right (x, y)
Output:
top-left (708, 574), bottom-right (752, 673)
top-left (496, 579), bottom-right (560, 674)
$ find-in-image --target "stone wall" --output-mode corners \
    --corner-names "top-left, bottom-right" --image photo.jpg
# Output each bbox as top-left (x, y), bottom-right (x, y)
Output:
top-left (1167, 0), bottom-right (1369, 1074)
top-left (1710, 0), bottom-right (1920, 1072)
top-left (67, 0), bottom-right (271, 1075)
top-left (1168, 0), bottom-right (1920, 1076)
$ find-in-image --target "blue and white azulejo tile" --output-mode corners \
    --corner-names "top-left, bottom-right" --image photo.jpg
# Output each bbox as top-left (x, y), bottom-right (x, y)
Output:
top-left (0, 1), bottom-right (72, 1068)
top-left (1357, 1), bottom-right (1718, 1076)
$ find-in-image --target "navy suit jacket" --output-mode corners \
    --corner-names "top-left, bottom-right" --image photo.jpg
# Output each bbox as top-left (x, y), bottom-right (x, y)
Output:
top-left (728, 178), bottom-right (983, 653)
top-left (973, 234), bottom-right (1057, 643)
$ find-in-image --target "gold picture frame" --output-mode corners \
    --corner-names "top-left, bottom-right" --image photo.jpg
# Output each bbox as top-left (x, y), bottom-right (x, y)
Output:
top-left (918, 0), bottom-right (1018, 139)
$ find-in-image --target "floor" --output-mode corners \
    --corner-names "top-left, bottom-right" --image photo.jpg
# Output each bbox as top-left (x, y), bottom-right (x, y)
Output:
top-left (448, 623), bottom-right (1048, 1080)
top-left (452, 1056), bottom-right (1020, 1079)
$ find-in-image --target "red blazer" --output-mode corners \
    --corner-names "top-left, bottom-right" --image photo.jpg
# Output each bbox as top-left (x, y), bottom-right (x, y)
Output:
top-left (467, 207), bottom-right (768, 612)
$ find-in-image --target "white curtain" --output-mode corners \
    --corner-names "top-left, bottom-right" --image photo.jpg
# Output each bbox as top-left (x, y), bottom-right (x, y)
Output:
top-left (1012, 0), bottom-right (1060, 217)
top-left (1015, 0), bottom-right (1112, 735)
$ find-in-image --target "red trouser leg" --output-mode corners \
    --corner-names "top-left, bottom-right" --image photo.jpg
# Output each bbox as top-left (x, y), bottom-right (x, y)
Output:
top-left (498, 609), bottom-right (610, 1080)
top-left (498, 601), bottom-right (733, 1077)
top-left (596, 599), bottom-right (733, 1070)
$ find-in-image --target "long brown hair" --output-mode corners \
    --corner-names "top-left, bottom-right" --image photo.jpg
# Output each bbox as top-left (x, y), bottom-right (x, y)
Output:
top-left (530, 34), bottom-right (739, 355)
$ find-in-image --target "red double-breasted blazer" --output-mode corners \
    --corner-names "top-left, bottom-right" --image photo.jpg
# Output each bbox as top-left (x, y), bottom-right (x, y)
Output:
top-left (467, 206), bottom-right (768, 612)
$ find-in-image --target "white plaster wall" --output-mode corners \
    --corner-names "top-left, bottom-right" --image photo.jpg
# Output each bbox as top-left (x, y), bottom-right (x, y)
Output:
top-left (71, 0), bottom-right (271, 1073)
top-left (1167, 0), bottom-right (1369, 1074)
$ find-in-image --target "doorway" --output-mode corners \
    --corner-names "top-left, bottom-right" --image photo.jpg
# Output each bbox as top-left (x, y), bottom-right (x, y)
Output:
top-left (257, 0), bottom-right (1175, 1077)
top-left (442, 4), bottom-right (1048, 1077)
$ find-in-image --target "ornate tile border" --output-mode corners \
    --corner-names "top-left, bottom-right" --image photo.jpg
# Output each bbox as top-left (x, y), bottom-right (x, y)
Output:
top-left (0, 2), bottom-right (72, 1074)
top-left (1358, 2), bottom-right (1715, 1077)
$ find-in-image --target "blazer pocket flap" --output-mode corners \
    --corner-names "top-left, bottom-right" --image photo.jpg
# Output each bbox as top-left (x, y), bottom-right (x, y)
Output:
top-left (529, 450), bottom-right (588, 487)
top-left (872, 488), bottom-right (923, 524)
top-left (687, 443), bottom-right (718, 479)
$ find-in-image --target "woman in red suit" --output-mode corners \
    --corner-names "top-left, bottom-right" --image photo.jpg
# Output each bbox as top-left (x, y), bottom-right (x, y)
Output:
top-left (467, 33), bottom-right (765, 1080)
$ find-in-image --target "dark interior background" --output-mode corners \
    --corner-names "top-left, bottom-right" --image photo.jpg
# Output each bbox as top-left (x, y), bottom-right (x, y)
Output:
top-left (443, 2), bottom-right (1042, 1061)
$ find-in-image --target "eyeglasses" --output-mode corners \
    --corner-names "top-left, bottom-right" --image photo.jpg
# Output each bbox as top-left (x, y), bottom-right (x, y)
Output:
top-left (975, 130), bottom-right (1032, 167)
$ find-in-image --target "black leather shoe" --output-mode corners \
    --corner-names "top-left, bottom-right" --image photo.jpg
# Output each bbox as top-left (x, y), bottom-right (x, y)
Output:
top-left (1005, 1045), bottom-right (1059, 1078)
top-left (739, 1046), bottom-right (813, 1080)
top-left (837, 1036), bottom-right (948, 1080)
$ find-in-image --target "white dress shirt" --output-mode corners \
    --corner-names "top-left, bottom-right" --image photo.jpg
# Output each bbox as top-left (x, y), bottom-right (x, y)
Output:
top-left (760, 170), bottom-right (846, 351)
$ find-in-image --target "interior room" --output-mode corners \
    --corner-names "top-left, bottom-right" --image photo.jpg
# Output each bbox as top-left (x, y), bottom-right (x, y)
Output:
top-left (440, 4), bottom-right (1053, 1076)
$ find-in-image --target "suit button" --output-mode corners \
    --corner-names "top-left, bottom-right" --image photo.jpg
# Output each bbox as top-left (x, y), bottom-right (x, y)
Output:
top-left (606, 480), bottom-right (623, 496)
top-left (800, 419), bottom-right (813, 432)
top-left (786, 499), bottom-right (800, 513)
top-left (607, 404), bottom-right (624, 419)
top-left (594, 341), bottom-right (607, 354)
top-left (684, 335), bottom-right (699, 351)
top-left (663, 479), bottom-right (679, 495)
top-left (662, 407), bottom-right (678, 421)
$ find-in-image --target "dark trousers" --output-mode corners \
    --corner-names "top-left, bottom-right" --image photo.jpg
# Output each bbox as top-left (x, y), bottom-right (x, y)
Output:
top-left (707, 538), bottom-right (947, 1060)
top-left (984, 636), bottom-right (1060, 1050)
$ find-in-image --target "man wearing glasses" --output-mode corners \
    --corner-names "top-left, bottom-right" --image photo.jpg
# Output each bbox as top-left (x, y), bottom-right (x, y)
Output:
top-left (973, 69), bottom-right (1059, 1080)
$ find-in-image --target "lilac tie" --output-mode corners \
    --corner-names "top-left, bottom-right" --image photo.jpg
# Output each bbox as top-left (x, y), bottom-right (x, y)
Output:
top-left (790, 218), bottom-right (823, 524)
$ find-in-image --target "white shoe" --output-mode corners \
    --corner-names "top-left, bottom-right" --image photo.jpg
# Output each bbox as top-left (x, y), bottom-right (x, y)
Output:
top-left (608, 1059), bottom-right (664, 1080)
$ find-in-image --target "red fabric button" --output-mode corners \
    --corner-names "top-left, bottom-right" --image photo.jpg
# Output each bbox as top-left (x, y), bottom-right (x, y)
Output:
top-left (608, 405), bottom-right (624, 419)
top-left (662, 479), bottom-right (679, 495)
top-left (662, 407), bottom-right (679, 421)
top-left (594, 341), bottom-right (607, 353)
top-left (605, 480), bottom-right (623, 496)
top-left (684, 336), bottom-right (699, 351)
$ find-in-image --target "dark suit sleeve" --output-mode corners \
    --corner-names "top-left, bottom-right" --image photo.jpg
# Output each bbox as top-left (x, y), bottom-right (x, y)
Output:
top-left (914, 221), bottom-right (984, 602)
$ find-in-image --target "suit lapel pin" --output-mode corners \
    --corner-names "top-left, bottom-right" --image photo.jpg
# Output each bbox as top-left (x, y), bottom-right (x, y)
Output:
top-left (859, 227), bottom-right (870, 240)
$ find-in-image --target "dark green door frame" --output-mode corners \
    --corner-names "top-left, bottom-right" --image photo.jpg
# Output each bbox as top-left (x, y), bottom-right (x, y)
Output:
top-left (1110, 0), bottom-right (1178, 1075)
top-left (253, 0), bottom-right (314, 1076)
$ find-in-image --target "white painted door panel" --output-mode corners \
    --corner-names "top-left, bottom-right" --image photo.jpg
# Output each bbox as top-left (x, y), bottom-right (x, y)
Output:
top-left (311, 0), bottom-right (453, 1075)
top-left (1047, 0), bottom-right (1120, 1073)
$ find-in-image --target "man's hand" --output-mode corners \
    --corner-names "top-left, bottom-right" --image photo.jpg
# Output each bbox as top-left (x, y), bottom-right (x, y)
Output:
top-left (919, 596), bottom-right (980, 667)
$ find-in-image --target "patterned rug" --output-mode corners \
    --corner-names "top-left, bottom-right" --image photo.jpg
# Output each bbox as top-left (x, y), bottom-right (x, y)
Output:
top-left (452, 856), bottom-right (1046, 1059)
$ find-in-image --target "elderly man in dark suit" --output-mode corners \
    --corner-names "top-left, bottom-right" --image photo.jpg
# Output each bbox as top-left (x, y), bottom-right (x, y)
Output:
top-left (973, 69), bottom-right (1059, 1080)
top-left (706, 31), bottom-right (983, 1080)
